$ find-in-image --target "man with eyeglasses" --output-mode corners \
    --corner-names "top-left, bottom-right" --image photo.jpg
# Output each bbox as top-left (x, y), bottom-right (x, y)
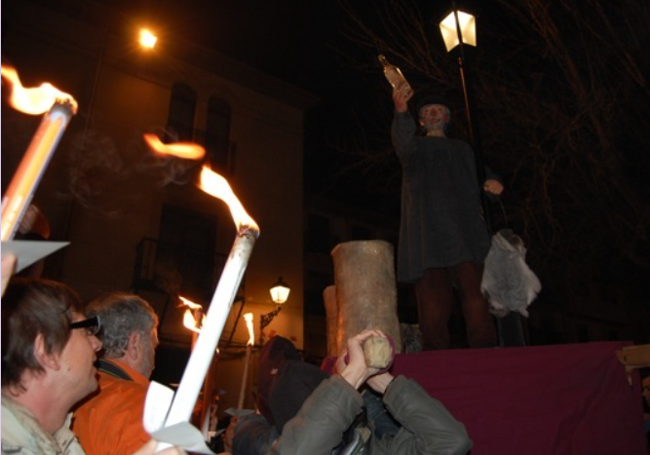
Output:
top-left (2, 277), bottom-right (103, 454)
top-left (73, 292), bottom-right (161, 455)
top-left (1, 278), bottom-right (186, 455)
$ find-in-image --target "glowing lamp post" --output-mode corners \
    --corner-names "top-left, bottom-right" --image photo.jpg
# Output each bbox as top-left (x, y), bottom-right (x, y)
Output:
top-left (438, 8), bottom-right (477, 144)
top-left (437, 6), bottom-right (489, 222)
top-left (259, 277), bottom-right (290, 345)
top-left (270, 276), bottom-right (291, 304)
top-left (439, 10), bottom-right (477, 51)
top-left (439, 8), bottom-right (525, 346)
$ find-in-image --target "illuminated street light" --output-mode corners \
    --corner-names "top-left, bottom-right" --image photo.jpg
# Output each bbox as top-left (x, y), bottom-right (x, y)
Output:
top-left (139, 29), bottom-right (157, 49)
top-left (438, 8), bottom-right (477, 143)
top-left (259, 277), bottom-right (290, 344)
top-left (439, 10), bottom-right (476, 52)
top-left (269, 276), bottom-right (291, 304)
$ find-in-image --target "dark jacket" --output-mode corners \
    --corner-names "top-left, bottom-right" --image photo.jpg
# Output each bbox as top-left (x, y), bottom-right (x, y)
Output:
top-left (256, 337), bottom-right (301, 425)
top-left (392, 111), bottom-right (495, 283)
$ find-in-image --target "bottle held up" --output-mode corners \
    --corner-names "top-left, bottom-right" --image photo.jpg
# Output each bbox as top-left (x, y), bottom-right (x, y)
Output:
top-left (378, 54), bottom-right (413, 97)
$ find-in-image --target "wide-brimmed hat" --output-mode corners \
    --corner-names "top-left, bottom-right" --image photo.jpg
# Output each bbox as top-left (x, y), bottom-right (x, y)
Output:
top-left (415, 93), bottom-right (452, 113)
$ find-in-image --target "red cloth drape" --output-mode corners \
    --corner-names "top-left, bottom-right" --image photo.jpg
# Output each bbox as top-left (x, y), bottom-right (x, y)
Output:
top-left (392, 341), bottom-right (645, 455)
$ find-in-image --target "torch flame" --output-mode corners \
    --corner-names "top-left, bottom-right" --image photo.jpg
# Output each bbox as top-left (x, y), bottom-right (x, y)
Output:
top-left (1, 65), bottom-right (78, 115)
top-left (180, 296), bottom-right (205, 333)
top-left (143, 133), bottom-right (206, 160)
top-left (244, 313), bottom-right (255, 346)
top-left (183, 310), bottom-right (201, 333)
top-left (179, 296), bottom-right (203, 310)
top-left (199, 166), bottom-right (259, 232)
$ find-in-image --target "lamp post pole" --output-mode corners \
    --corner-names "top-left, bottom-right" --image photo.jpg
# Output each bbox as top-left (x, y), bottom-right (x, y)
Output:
top-left (450, 6), bottom-right (490, 228)
top-left (441, 6), bottom-right (526, 346)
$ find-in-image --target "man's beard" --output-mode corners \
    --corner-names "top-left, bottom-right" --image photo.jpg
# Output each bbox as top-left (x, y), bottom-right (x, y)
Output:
top-left (140, 340), bottom-right (156, 378)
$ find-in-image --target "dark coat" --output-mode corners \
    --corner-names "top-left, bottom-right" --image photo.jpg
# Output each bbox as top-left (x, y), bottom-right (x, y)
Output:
top-left (392, 111), bottom-right (493, 283)
top-left (256, 337), bottom-right (301, 425)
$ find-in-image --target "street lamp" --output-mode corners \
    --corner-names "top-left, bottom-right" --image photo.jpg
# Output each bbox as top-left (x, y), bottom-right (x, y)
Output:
top-left (439, 10), bottom-right (476, 52)
top-left (269, 276), bottom-right (291, 304)
top-left (139, 29), bottom-right (158, 50)
top-left (438, 8), bottom-right (477, 144)
top-left (259, 277), bottom-right (290, 344)
top-left (437, 6), bottom-right (489, 223)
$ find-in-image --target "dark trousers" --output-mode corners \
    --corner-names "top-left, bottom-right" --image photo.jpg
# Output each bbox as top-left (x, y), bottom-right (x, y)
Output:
top-left (415, 262), bottom-right (496, 350)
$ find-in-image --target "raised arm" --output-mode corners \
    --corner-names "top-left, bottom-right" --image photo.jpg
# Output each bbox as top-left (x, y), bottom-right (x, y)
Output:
top-left (391, 87), bottom-right (418, 157)
top-left (378, 377), bottom-right (473, 455)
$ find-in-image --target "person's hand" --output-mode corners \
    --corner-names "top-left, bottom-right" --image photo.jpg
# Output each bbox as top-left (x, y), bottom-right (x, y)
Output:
top-left (338, 329), bottom-right (385, 390)
top-left (18, 205), bottom-right (50, 239)
top-left (366, 372), bottom-right (395, 395)
top-left (483, 179), bottom-right (504, 196)
top-left (131, 440), bottom-right (186, 455)
top-left (1, 253), bottom-right (17, 296)
top-left (392, 85), bottom-right (413, 113)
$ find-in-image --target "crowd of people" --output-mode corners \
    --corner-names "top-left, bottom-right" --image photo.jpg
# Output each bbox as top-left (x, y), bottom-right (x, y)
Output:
top-left (1, 265), bottom-right (473, 455)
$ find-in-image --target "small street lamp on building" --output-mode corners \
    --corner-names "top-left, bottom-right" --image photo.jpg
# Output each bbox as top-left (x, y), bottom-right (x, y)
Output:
top-left (259, 277), bottom-right (290, 344)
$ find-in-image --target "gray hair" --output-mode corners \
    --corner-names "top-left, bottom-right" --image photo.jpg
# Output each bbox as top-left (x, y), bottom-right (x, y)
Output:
top-left (85, 292), bottom-right (158, 358)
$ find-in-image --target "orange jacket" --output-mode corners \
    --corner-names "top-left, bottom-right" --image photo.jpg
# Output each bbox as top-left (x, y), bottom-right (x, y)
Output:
top-left (72, 359), bottom-right (150, 455)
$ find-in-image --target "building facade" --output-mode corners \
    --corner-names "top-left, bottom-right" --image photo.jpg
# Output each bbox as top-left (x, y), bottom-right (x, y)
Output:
top-left (2, 0), bottom-right (317, 410)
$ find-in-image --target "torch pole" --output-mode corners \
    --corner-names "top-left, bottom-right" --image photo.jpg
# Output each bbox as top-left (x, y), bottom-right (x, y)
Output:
top-left (1, 100), bottom-right (77, 240)
top-left (237, 344), bottom-right (252, 409)
top-left (164, 227), bottom-right (258, 427)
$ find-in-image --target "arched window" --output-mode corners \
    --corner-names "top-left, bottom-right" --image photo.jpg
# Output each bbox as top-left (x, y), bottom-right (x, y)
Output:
top-left (205, 96), bottom-right (232, 170)
top-left (167, 83), bottom-right (196, 141)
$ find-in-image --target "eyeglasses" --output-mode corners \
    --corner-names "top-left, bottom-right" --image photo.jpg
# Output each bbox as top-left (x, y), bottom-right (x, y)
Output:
top-left (70, 316), bottom-right (101, 336)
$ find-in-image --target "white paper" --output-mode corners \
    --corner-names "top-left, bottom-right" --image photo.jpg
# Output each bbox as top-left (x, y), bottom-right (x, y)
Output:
top-left (150, 422), bottom-right (214, 454)
top-left (144, 381), bottom-right (215, 454)
top-left (143, 381), bottom-right (174, 434)
top-left (1, 240), bottom-right (69, 272)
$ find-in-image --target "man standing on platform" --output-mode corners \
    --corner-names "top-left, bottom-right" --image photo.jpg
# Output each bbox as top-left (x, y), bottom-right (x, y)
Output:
top-left (391, 85), bottom-right (503, 350)
top-left (73, 292), bottom-right (160, 455)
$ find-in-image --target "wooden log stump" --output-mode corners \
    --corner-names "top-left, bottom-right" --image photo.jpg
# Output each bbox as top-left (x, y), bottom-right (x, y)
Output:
top-left (331, 240), bottom-right (402, 357)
